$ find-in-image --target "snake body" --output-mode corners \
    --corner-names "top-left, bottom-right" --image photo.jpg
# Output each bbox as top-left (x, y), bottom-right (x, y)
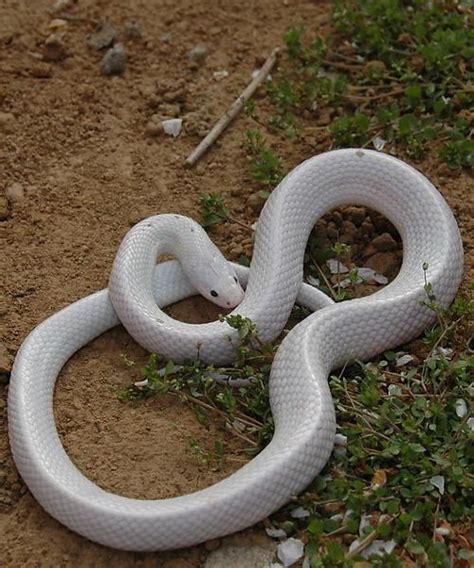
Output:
top-left (8, 149), bottom-right (463, 550)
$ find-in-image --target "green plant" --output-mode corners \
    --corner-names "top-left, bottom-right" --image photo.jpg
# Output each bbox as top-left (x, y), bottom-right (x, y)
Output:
top-left (200, 192), bottom-right (228, 227)
top-left (243, 130), bottom-right (284, 187)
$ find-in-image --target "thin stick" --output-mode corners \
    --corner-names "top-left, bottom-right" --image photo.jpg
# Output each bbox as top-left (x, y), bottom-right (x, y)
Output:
top-left (185, 48), bottom-right (280, 167)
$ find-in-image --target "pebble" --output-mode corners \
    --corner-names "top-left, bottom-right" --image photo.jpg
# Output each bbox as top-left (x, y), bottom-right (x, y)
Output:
top-left (360, 219), bottom-right (374, 236)
top-left (87, 21), bottom-right (116, 51)
top-left (277, 538), bottom-right (305, 566)
top-left (365, 252), bottom-right (400, 277)
top-left (327, 258), bottom-right (349, 274)
top-left (339, 219), bottom-right (357, 244)
top-left (0, 112), bottom-right (16, 134)
top-left (5, 182), bottom-right (24, 203)
top-left (161, 118), bottom-right (182, 137)
top-left (48, 18), bottom-right (68, 30)
top-left (101, 43), bottom-right (126, 75)
top-left (331, 210), bottom-right (343, 227)
top-left (0, 195), bottom-right (10, 220)
top-left (344, 206), bottom-right (366, 226)
top-left (188, 44), bottom-right (208, 63)
top-left (372, 232), bottom-right (397, 252)
top-left (124, 20), bottom-right (143, 40)
top-left (0, 344), bottom-right (12, 376)
top-left (326, 226), bottom-right (338, 240)
top-left (43, 32), bottom-right (67, 62)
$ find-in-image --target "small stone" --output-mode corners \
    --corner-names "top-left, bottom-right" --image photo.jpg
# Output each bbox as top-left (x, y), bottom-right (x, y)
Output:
top-left (189, 44), bottom-right (208, 63)
top-left (455, 399), bottom-right (467, 418)
top-left (327, 258), bottom-right (349, 274)
top-left (161, 118), bottom-right (182, 137)
top-left (371, 213), bottom-right (398, 237)
top-left (87, 21), bottom-right (116, 51)
top-left (266, 526), bottom-right (287, 539)
top-left (160, 32), bottom-right (172, 43)
top-left (373, 273), bottom-right (388, 285)
top-left (124, 20), bottom-right (143, 40)
top-left (331, 210), bottom-right (343, 226)
top-left (345, 206), bottom-right (366, 226)
top-left (43, 32), bottom-right (67, 62)
top-left (213, 70), bottom-right (229, 81)
top-left (430, 475), bottom-right (445, 495)
top-left (395, 353), bottom-right (414, 367)
top-left (0, 196), bottom-right (10, 220)
top-left (101, 43), bottom-right (126, 75)
top-left (0, 112), bottom-right (16, 134)
top-left (339, 220), bottom-right (357, 244)
top-left (326, 226), bottom-right (338, 240)
top-left (277, 538), bottom-right (305, 567)
top-left (5, 182), bottom-right (24, 203)
top-left (365, 252), bottom-right (400, 277)
top-left (372, 232), bottom-right (398, 252)
top-left (290, 506), bottom-right (310, 519)
top-left (48, 18), bottom-right (68, 30)
top-left (372, 136), bottom-right (387, 151)
top-left (360, 219), bottom-right (374, 236)
top-left (0, 344), bottom-right (12, 375)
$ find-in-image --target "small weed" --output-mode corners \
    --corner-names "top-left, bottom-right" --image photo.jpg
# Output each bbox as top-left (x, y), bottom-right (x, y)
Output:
top-left (242, 130), bottom-right (284, 187)
top-left (189, 439), bottom-right (225, 469)
top-left (200, 192), bottom-right (228, 228)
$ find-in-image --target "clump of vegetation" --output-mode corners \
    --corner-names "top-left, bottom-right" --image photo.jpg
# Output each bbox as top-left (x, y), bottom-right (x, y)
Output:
top-left (119, 281), bottom-right (473, 565)
top-left (242, 130), bottom-right (284, 189)
top-left (200, 192), bottom-right (228, 227)
top-left (246, 1), bottom-right (473, 166)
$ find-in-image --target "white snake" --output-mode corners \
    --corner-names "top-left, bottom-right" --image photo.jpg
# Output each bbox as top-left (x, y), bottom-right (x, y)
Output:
top-left (8, 149), bottom-right (463, 551)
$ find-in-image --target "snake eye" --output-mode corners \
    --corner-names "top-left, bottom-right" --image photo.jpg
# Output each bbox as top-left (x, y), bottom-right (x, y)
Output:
top-left (210, 290), bottom-right (219, 298)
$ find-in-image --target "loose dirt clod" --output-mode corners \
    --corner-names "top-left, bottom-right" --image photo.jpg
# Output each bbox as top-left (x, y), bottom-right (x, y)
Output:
top-left (5, 183), bottom-right (24, 203)
top-left (87, 21), bottom-right (116, 51)
top-left (0, 112), bottom-right (16, 133)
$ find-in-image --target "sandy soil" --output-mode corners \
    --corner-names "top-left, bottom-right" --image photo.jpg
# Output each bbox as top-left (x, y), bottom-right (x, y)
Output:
top-left (0, 0), bottom-right (472, 566)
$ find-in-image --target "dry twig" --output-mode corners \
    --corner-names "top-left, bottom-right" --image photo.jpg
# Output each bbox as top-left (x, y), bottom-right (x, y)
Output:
top-left (185, 47), bottom-right (280, 167)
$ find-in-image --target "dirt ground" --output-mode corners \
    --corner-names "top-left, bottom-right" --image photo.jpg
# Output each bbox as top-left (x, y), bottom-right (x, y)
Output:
top-left (0, 0), bottom-right (472, 566)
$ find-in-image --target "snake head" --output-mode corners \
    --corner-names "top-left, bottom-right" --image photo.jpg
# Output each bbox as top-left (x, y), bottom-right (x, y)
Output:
top-left (191, 253), bottom-right (245, 309)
